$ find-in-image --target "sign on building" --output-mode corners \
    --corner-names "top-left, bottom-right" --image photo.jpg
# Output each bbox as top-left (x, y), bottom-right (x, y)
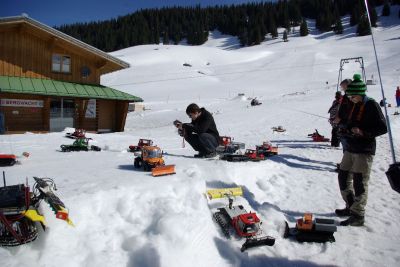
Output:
top-left (0, 99), bottom-right (44, 107)
top-left (85, 99), bottom-right (96, 118)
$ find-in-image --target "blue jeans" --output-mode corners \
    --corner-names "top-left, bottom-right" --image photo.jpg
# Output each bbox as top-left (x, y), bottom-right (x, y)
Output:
top-left (184, 132), bottom-right (219, 154)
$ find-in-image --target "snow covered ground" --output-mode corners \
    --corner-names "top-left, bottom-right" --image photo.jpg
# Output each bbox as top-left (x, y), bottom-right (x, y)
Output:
top-left (1, 9), bottom-right (400, 267)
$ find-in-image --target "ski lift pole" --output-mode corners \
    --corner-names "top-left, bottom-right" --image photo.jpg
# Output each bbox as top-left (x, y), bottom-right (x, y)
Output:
top-left (336, 63), bottom-right (343, 92)
top-left (363, 0), bottom-right (396, 164)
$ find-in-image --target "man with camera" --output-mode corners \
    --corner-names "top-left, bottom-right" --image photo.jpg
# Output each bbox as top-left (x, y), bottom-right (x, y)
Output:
top-left (335, 74), bottom-right (387, 226)
top-left (174, 103), bottom-right (220, 158)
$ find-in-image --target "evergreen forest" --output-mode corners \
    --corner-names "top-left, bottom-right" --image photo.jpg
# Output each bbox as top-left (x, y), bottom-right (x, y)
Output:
top-left (56, 0), bottom-right (400, 52)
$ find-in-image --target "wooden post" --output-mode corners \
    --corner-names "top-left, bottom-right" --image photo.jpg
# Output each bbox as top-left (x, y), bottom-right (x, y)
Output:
top-left (116, 101), bottom-right (129, 132)
top-left (43, 97), bottom-right (50, 131)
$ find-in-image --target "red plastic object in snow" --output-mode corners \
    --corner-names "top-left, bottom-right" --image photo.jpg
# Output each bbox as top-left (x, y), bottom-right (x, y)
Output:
top-left (0, 154), bottom-right (16, 166)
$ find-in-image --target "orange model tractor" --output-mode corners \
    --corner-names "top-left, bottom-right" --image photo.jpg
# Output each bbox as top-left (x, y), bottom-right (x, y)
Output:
top-left (134, 146), bottom-right (175, 176)
top-left (129, 139), bottom-right (153, 152)
top-left (284, 213), bottom-right (337, 243)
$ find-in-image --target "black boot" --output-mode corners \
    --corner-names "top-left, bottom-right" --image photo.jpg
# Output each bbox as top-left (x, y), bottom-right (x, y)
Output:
top-left (340, 214), bottom-right (364, 226)
top-left (335, 207), bottom-right (351, 217)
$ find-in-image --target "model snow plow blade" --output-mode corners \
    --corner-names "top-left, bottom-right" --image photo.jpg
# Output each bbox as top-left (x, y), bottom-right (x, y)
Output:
top-left (206, 187), bottom-right (243, 200)
top-left (33, 177), bottom-right (74, 226)
top-left (241, 236), bottom-right (275, 252)
top-left (151, 165), bottom-right (176, 177)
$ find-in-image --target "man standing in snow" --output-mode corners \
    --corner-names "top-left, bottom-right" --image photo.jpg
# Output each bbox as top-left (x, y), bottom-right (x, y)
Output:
top-left (396, 86), bottom-right (400, 107)
top-left (174, 103), bottom-right (220, 158)
top-left (328, 91), bottom-right (342, 147)
top-left (335, 74), bottom-right (387, 226)
top-left (334, 78), bottom-right (353, 151)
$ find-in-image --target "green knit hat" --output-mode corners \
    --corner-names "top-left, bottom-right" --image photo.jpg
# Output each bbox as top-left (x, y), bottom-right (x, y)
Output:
top-left (346, 74), bottom-right (367, 96)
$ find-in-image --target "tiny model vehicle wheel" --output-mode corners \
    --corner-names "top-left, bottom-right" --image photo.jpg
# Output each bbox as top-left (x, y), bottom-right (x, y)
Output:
top-left (91, 145), bottom-right (101, 151)
top-left (143, 162), bottom-right (151, 171)
top-left (134, 157), bottom-right (142, 168)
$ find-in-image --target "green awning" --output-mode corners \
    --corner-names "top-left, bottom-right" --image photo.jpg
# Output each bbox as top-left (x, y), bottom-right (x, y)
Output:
top-left (0, 76), bottom-right (142, 102)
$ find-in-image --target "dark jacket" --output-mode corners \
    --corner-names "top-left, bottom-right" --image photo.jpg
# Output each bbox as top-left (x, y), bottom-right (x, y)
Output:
top-left (343, 97), bottom-right (387, 155)
top-left (182, 108), bottom-right (220, 141)
top-left (328, 99), bottom-right (340, 126)
top-left (337, 94), bottom-right (353, 125)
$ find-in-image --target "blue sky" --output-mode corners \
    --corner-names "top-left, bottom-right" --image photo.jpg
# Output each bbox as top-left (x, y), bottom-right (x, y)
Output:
top-left (1, 0), bottom-right (271, 27)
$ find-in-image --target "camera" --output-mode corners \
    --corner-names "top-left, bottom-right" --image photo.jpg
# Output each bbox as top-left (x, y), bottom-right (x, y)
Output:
top-left (337, 125), bottom-right (349, 137)
top-left (173, 120), bottom-right (184, 136)
top-left (173, 120), bottom-right (182, 127)
top-left (337, 125), bottom-right (360, 138)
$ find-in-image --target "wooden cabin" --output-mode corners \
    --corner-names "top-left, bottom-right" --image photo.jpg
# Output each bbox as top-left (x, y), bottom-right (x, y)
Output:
top-left (0, 15), bottom-right (142, 133)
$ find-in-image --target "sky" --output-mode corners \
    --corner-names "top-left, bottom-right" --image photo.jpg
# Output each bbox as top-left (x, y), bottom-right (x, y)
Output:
top-left (1, 0), bottom-right (272, 27)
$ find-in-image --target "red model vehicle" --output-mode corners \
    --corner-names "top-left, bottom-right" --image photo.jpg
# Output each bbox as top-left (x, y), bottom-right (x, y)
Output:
top-left (244, 149), bottom-right (265, 161)
top-left (0, 154), bottom-right (16, 166)
top-left (257, 141), bottom-right (278, 156)
top-left (217, 136), bottom-right (245, 154)
top-left (308, 130), bottom-right (330, 142)
top-left (65, 129), bottom-right (87, 139)
top-left (219, 136), bottom-right (232, 146)
top-left (208, 187), bottom-right (275, 252)
top-left (232, 212), bottom-right (262, 237)
top-left (129, 139), bottom-right (153, 152)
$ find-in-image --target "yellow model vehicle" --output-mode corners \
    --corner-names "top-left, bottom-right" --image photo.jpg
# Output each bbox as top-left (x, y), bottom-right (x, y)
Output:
top-left (134, 146), bottom-right (175, 176)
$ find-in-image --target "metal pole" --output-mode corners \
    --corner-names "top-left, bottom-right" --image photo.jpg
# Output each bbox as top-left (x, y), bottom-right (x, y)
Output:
top-left (3, 171), bottom-right (5, 187)
top-left (336, 63), bottom-right (342, 92)
top-left (363, 0), bottom-right (396, 163)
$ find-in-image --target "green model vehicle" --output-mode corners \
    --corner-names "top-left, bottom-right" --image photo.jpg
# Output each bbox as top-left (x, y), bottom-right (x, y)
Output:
top-left (60, 138), bottom-right (101, 152)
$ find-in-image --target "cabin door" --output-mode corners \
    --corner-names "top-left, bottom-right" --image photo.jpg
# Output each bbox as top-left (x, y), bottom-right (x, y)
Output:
top-left (50, 98), bottom-right (75, 132)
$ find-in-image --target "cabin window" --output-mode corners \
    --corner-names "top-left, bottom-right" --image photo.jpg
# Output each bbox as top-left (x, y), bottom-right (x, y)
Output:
top-left (52, 54), bottom-right (71, 73)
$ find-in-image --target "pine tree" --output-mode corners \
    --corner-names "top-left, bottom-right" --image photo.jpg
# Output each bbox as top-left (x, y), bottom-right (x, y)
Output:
top-left (300, 19), bottom-right (309, 36)
top-left (163, 28), bottom-right (169, 44)
top-left (283, 30), bottom-right (288, 42)
top-left (268, 12), bottom-right (278, 38)
top-left (238, 27), bottom-right (248, 46)
top-left (350, 2), bottom-right (362, 27)
top-left (357, 14), bottom-right (371, 36)
top-left (288, 0), bottom-right (302, 26)
top-left (334, 17), bottom-right (343, 34)
top-left (369, 7), bottom-right (378, 27)
top-left (382, 1), bottom-right (390, 16)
